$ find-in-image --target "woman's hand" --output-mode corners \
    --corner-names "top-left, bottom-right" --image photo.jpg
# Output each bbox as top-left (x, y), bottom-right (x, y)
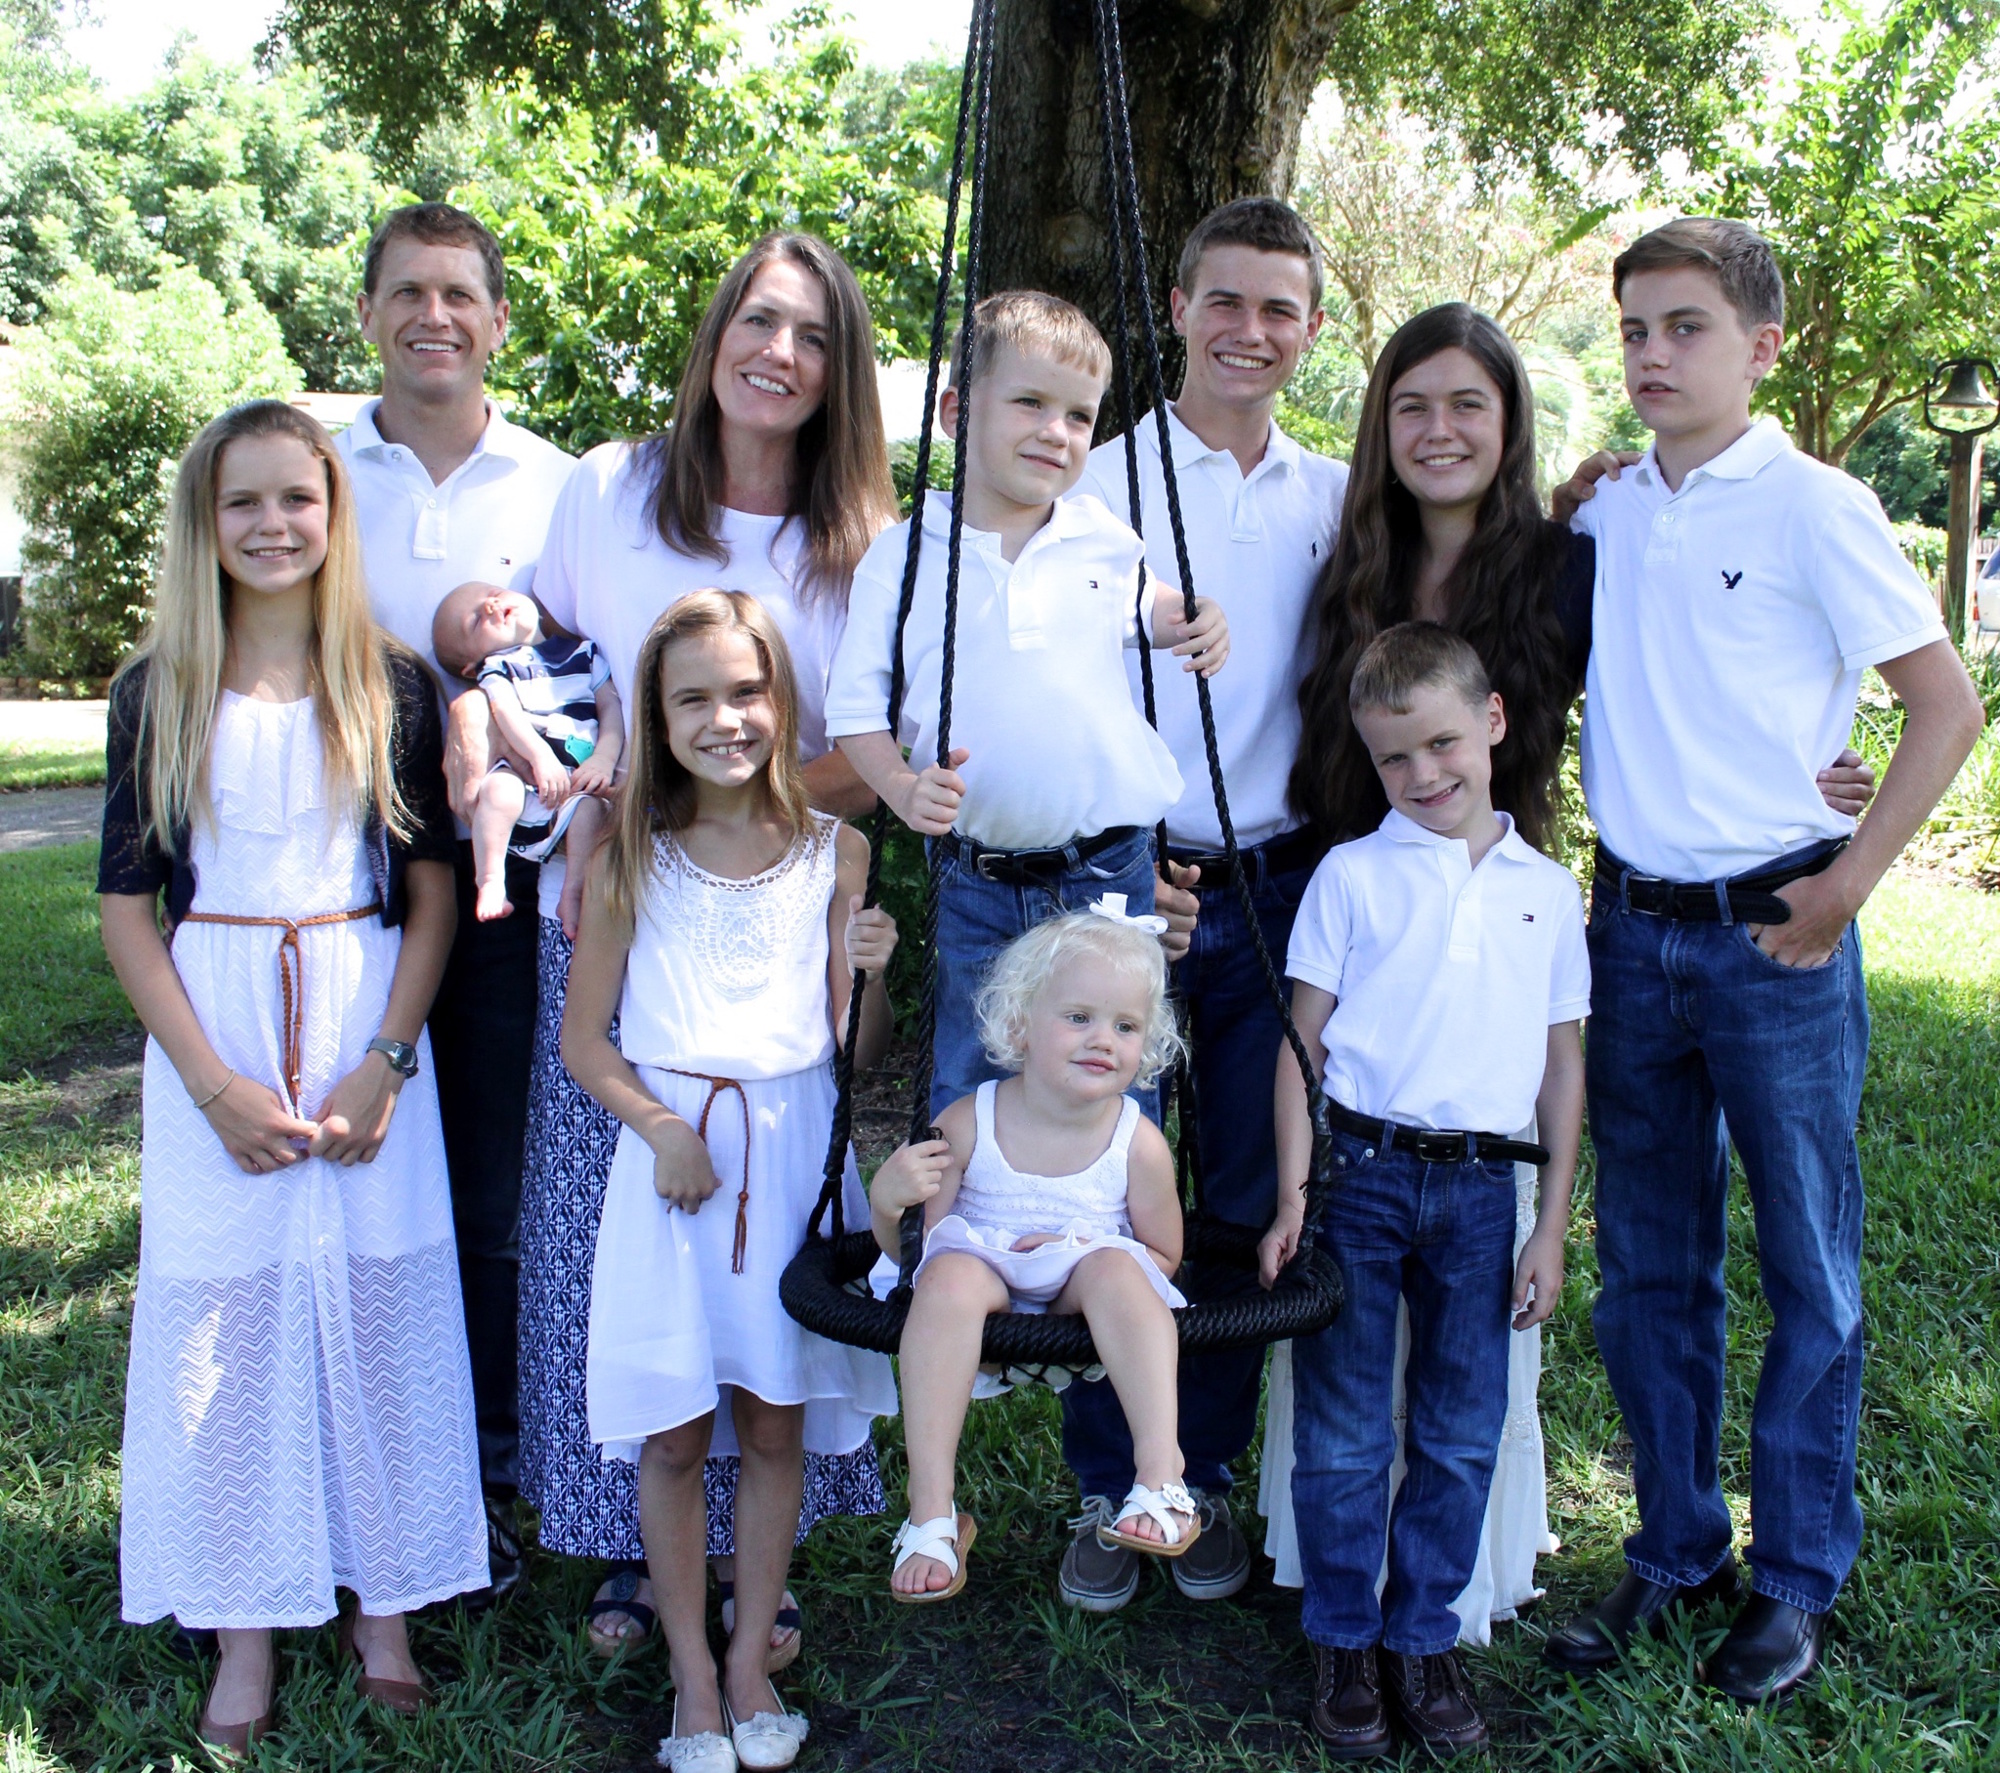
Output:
top-left (1511, 1222), bottom-right (1567, 1329)
top-left (650, 1118), bottom-right (720, 1211)
top-left (871, 1139), bottom-right (950, 1216)
top-left (202, 1074), bottom-right (319, 1175)
top-left (1257, 1196), bottom-right (1305, 1288)
top-left (310, 1053), bottom-right (403, 1165)
top-left (1817, 747), bottom-right (1877, 818)
top-left (843, 898), bottom-right (898, 975)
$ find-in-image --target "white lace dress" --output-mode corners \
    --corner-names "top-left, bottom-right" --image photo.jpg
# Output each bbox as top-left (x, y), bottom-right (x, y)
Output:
top-left (1256, 1154), bottom-right (1558, 1644)
top-left (586, 813), bottom-right (898, 1460)
top-left (119, 693), bottom-right (488, 1629)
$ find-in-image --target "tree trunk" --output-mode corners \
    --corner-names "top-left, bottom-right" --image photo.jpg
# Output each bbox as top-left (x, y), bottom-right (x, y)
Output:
top-left (983, 0), bottom-right (1360, 399)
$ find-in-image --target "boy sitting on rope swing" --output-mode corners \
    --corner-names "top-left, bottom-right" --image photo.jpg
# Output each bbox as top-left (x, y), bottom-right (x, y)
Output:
top-left (826, 288), bottom-right (1229, 1126)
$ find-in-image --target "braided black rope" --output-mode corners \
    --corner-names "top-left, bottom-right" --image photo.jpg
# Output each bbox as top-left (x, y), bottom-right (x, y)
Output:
top-left (806, 0), bottom-right (986, 1247)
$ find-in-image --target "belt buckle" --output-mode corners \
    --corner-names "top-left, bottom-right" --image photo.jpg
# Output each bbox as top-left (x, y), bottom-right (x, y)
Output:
top-left (1410, 1129), bottom-right (1469, 1164)
top-left (974, 851), bottom-right (1008, 883)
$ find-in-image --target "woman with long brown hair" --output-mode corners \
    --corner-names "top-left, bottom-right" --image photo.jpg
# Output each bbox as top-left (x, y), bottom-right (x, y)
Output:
top-left (501, 233), bottom-right (899, 1664)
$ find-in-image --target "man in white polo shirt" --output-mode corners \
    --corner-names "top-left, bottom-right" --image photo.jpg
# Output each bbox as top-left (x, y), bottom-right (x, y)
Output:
top-left (336, 203), bottom-right (578, 1601)
top-left (1541, 218), bottom-right (1983, 1706)
top-left (1061, 197), bottom-right (1347, 1613)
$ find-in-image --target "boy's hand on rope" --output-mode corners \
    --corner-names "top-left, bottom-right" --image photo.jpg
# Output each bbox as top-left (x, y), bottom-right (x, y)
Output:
top-left (201, 1075), bottom-right (319, 1175)
top-left (649, 1118), bottom-right (723, 1211)
top-left (310, 1057), bottom-right (404, 1166)
top-left (872, 1139), bottom-right (951, 1215)
top-left (1155, 594), bottom-right (1230, 676)
top-left (844, 898), bottom-right (899, 975)
top-left (896, 749), bottom-right (969, 835)
top-left (1154, 862), bottom-right (1200, 963)
top-left (1257, 1196), bottom-right (1306, 1288)
top-left (1511, 1223), bottom-right (1567, 1329)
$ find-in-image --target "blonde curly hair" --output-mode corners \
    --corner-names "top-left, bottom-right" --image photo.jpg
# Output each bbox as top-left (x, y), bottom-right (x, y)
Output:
top-left (974, 912), bottom-right (1184, 1087)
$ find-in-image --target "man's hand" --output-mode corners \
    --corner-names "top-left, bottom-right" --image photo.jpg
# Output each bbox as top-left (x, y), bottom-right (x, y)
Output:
top-left (1816, 747), bottom-right (1876, 819)
top-left (896, 748), bottom-right (970, 836)
top-left (1511, 1223), bottom-right (1566, 1329)
top-left (650, 1118), bottom-right (721, 1211)
top-left (1748, 868), bottom-right (1856, 969)
top-left (1154, 860), bottom-right (1201, 964)
top-left (1549, 449), bottom-right (1643, 524)
top-left (444, 692), bottom-right (494, 820)
top-left (1157, 594), bottom-right (1230, 676)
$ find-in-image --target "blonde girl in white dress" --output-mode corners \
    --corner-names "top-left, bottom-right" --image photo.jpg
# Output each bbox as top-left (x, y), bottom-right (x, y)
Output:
top-left (98, 401), bottom-right (486, 1753)
top-left (868, 906), bottom-right (1200, 1604)
top-left (562, 589), bottom-right (898, 1773)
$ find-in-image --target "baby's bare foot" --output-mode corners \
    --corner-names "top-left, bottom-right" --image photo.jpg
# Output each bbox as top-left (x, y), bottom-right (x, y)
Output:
top-left (474, 880), bottom-right (514, 922)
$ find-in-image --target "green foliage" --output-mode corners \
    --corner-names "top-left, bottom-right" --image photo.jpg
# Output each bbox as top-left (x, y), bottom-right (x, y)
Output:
top-left (4, 264), bottom-right (301, 676)
top-left (1723, 0), bottom-right (2000, 465)
top-left (1848, 403), bottom-right (2000, 528)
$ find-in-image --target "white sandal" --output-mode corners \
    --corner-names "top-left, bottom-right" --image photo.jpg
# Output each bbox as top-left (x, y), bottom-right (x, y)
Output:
top-left (723, 1685), bottom-right (810, 1771)
top-left (1099, 1481), bottom-right (1202, 1558)
top-left (889, 1508), bottom-right (978, 1604)
top-left (657, 1693), bottom-right (737, 1771)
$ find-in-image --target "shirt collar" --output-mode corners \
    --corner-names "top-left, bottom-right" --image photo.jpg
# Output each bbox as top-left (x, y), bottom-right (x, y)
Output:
top-left (1633, 414), bottom-right (1791, 492)
top-left (1380, 806), bottom-right (1528, 863)
top-left (346, 396), bottom-right (523, 468)
top-left (1148, 403), bottom-right (1299, 480)
top-left (915, 487), bottom-right (1103, 549)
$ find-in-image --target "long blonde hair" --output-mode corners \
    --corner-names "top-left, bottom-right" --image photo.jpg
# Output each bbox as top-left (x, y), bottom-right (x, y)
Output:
top-left (637, 233), bottom-right (896, 609)
top-left (113, 400), bottom-right (405, 850)
top-left (601, 589), bottom-right (812, 934)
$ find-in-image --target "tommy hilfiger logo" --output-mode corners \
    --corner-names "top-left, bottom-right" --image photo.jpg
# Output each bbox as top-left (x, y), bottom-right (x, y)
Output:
top-left (1721, 569), bottom-right (1744, 590)
top-left (1522, 913), bottom-right (1536, 922)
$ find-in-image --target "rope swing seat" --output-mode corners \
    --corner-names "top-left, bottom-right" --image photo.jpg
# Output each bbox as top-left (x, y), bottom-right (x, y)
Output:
top-left (779, 0), bottom-right (1343, 1382)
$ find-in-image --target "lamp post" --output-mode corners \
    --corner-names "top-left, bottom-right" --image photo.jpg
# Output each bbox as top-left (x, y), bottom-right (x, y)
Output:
top-left (1922, 357), bottom-right (2000, 642)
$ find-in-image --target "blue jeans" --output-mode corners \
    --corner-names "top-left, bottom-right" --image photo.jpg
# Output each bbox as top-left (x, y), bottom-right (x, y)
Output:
top-left (1292, 1128), bottom-right (1517, 1653)
top-left (1586, 853), bottom-right (1868, 1614)
top-left (930, 825), bottom-right (1160, 1119)
top-left (1063, 843), bottom-right (1316, 1499)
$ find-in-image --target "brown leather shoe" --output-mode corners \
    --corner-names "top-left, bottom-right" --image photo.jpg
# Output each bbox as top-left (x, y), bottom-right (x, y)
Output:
top-left (1381, 1647), bottom-right (1488, 1755)
top-left (1309, 1642), bottom-right (1392, 1760)
top-left (197, 1704), bottom-right (275, 1757)
top-left (336, 1609), bottom-right (434, 1716)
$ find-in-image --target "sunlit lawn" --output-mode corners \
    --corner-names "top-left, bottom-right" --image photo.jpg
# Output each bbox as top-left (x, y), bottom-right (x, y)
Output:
top-left (1, 844), bottom-right (1994, 1769)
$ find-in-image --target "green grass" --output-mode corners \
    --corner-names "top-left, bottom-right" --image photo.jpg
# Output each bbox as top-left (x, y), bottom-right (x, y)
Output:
top-left (0, 739), bottom-right (106, 793)
top-left (2, 852), bottom-right (1996, 1769)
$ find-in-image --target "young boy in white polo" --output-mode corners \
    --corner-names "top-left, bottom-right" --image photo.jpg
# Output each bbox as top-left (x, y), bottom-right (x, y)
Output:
top-left (826, 289), bottom-right (1229, 1125)
top-left (1060, 197), bottom-right (1347, 1613)
top-left (1262, 620), bottom-right (1586, 1758)
top-left (1542, 217), bottom-right (1983, 1706)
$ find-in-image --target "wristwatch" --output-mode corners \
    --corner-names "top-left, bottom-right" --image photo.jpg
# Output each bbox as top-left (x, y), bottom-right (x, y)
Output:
top-left (366, 1037), bottom-right (420, 1078)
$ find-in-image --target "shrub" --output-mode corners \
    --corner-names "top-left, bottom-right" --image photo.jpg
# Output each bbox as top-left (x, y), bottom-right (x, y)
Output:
top-left (2, 264), bottom-right (300, 676)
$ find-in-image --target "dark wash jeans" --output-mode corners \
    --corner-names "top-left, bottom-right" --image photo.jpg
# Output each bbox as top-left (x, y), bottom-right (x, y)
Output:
top-left (1292, 1127), bottom-right (1517, 1654)
top-left (428, 841), bottom-right (539, 1495)
top-left (928, 825), bottom-right (1160, 1120)
top-left (1586, 846), bottom-right (1868, 1614)
top-left (1063, 843), bottom-right (1316, 1500)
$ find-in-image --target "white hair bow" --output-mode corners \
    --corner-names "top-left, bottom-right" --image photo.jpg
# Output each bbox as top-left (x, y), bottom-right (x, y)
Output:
top-left (1087, 893), bottom-right (1169, 937)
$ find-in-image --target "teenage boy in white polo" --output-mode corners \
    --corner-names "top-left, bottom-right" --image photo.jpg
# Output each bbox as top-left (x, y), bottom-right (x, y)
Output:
top-left (1542, 218), bottom-right (1983, 1705)
top-left (1059, 197), bottom-right (1347, 1613)
top-left (337, 203), bottom-right (577, 1602)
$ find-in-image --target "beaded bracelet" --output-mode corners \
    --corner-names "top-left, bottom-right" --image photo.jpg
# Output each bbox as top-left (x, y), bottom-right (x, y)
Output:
top-left (191, 1069), bottom-right (236, 1111)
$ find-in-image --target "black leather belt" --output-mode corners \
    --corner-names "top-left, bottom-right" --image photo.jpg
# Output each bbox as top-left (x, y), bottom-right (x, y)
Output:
top-left (1325, 1095), bottom-right (1549, 1168)
top-left (1167, 826), bottom-right (1324, 890)
top-left (939, 825), bottom-right (1143, 886)
top-left (1594, 839), bottom-right (1846, 925)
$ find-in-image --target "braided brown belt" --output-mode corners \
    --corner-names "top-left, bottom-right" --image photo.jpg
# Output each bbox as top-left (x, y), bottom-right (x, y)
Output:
top-left (662, 1068), bottom-right (754, 1274)
top-left (177, 903), bottom-right (382, 1111)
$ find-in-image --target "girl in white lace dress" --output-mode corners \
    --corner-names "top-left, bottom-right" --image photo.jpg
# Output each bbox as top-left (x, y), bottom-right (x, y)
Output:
top-left (98, 403), bottom-right (486, 1752)
top-left (563, 590), bottom-right (898, 1773)
top-left (868, 908), bottom-right (1198, 1605)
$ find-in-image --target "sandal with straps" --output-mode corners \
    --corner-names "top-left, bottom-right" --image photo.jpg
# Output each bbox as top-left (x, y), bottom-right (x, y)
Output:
top-left (889, 1508), bottom-right (977, 1604)
top-left (717, 1580), bottom-right (802, 1673)
top-left (584, 1564), bottom-right (658, 1658)
top-left (1099, 1481), bottom-right (1203, 1559)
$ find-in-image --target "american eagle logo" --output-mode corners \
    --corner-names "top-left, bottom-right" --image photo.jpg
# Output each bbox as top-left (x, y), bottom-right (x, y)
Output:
top-left (1721, 569), bottom-right (1744, 590)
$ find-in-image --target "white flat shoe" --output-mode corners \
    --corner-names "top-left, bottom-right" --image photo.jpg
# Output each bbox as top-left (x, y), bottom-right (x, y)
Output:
top-left (658, 1693), bottom-right (738, 1772)
top-left (723, 1685), bottom-right (809, 1771)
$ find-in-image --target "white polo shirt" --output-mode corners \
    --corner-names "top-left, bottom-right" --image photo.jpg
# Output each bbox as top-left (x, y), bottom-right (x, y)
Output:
top-left (1575, 416), bottom-right (1946, 881)
top-left (824, 491), bottom-right (1183, 850)
top-left (1077, 407), bottom-right (1346, 849)
top-left (337, 398), bottom-right (578, 694)
top-left (1286, 810), bottom-right (1589, 1134)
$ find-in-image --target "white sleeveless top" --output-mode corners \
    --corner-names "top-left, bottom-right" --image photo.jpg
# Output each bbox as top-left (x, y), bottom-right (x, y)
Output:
top-left (953, 1080), bottom-right (1140, 1242)
top-left (617, 810), bottom-right (840, 1079)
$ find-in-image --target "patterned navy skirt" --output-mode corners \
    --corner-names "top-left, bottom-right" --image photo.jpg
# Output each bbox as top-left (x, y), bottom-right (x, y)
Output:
top-left (517, 916), bottom-right (886, 1559)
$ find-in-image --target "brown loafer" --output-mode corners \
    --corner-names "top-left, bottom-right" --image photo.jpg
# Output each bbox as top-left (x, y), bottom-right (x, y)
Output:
top-left (197, 1704), bottom-right (275, 1756)
top-left (336, 1609), bottom-right (434, 1715)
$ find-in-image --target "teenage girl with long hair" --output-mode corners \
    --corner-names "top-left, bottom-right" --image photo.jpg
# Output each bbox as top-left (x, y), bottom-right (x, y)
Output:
top-left (561, 591), bottom-right (898, 1770)
top-left (509, 232), bottom-right (901, 1659)
top-left (99, 401), bottom-right (486, 1749)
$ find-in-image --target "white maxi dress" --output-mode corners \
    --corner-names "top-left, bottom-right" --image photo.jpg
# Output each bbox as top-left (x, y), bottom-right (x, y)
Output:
top-left (119, 693), bottom-right (489, 1628)
top-left (587, 814), bottom-right (898, 1461)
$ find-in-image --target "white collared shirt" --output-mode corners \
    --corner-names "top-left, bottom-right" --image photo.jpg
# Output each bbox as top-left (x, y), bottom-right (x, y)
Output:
top-left (1574, 415), bottom-right (1946, 881)
top-left (1077, 407), bottom-right (1346, 849)
top-left (1287, 810), bottom-right (1589, 1134)
top-left (824, 491), bottom-right (1183, 850)
top-left (336, 397), bottom-right (578, 694)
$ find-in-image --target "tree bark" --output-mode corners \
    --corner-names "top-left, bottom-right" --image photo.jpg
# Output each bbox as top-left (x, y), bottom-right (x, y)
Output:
top-left (983, 0), bottom-right (1361, 398)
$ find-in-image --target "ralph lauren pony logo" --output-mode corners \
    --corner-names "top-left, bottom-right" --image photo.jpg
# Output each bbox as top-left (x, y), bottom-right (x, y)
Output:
top-left (1721, 569), bottom-right (1744, 590)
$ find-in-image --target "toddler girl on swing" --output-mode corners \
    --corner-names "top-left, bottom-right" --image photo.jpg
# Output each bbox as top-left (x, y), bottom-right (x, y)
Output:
top-left (869, 902), bottom-right (1197, 1601)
